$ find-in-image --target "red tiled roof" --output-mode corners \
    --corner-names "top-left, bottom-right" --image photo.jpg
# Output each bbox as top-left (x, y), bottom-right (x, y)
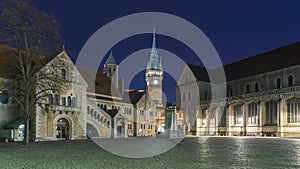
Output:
top-left (77, 67), bottom-right (122, 98)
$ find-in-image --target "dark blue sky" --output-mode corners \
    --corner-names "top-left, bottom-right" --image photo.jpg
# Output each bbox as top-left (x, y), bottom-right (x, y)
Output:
top-left (32, 1), bottom-right (300, 104)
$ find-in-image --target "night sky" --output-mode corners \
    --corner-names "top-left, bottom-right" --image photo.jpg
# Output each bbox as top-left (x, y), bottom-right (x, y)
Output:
top-left (32, 1), bottom-right (300, 104)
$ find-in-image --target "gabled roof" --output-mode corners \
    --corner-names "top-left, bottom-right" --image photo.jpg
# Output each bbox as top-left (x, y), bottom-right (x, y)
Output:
top-left (77, 67), bottom-right (122, 98)
top-left (187, 41), bottom-right (300, 82)
top-left (187, 64), bottom-right (210, 82)
top-left (126, 90), bottom-right (145, 104)
top-left (107, 109), bottom-right (119, 118)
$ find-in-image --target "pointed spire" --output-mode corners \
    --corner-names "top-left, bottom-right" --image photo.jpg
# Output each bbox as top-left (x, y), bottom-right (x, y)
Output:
top-left (105, 50), bottom-right (117, 65)
top-left (147, 28), bottom-right (162, 70)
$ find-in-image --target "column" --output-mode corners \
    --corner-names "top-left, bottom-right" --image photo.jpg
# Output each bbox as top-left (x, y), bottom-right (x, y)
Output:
top-left (279, 96), bottom-right (284, 137)
top-left (259, 99), bottom-right (263, 136)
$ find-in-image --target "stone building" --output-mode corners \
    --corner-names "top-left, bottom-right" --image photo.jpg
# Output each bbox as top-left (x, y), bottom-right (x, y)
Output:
top-left (0, 31), bottom-right (176, 141)
top-left (177, 42), bottom-right (300, 137)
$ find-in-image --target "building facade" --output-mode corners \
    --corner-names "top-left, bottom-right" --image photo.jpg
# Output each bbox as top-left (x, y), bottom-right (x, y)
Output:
top-left (0, 31), bottom-right (183, 141)
top-left (178, 42), bottom-right (300, 137)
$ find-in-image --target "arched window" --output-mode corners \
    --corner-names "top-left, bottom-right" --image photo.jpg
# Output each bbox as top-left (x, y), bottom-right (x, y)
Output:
top-left (72, 97), bottom-right (76, 107)
top-left (182, 93), bottom-right (185, 102)
top-left (287, 99), bottom-right (300, 123)
top-left (288, 75), bottom-right (293, 87)
top-left (61, 69), bottom-right (67, 80)
top-left (204, 91), bottom-right (208, 100)
top-left (266, 100), bottom-right (278, 124)
top-left (49, 94), bottom-right (53, 104)
top-left (67, 96), bottom-right (71, 106)
top-left (54, 94), bottom-right (59, 105)
top-left (104, 105), bottom-right (107, 111)
top-left (248, 103), bottom-right (258, 124)
top-left (255, 83), bottom-right (259, 92)
top-left (234, 105), bottom-right (242, 124)
top-left (188, 92), bottom-right (191, 101)
top-left (246, 84), bottom-right (250, 94)
top-left (276, 78), bottom-right (281, 89)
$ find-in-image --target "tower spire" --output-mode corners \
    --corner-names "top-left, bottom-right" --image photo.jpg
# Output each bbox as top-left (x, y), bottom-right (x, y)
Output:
top-left (147, 28), bottom-right (161, 70)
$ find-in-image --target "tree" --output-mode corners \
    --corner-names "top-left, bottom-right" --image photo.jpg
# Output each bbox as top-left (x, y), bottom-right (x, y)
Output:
top-left (0, 0), bottom-right (63, 144)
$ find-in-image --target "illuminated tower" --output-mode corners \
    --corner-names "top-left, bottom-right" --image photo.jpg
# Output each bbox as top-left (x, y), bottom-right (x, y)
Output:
top-left (145, 29), bottom-right (163, 107)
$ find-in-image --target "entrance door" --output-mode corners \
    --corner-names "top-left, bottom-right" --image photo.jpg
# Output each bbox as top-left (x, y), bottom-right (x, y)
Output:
top-left (117, 126), bottom-right (122, 136)
top-left (56, 118), bottom-right (69, 140)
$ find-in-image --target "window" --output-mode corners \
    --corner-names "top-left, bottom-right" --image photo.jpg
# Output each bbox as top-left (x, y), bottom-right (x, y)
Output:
top-left (54, 94), bottom-right (59, 105)
top-left (246, 84), bottom-right (250, 94)
top-left (188, 92), bottom-right (191, 101)
top-left (48, 94), bottom-right (53, 104)
top-left (67, 96), bottom-right (71, 106)
top-left (210, 107), bottom-right (216, 126)
top-left (202, 109), bottom-right (206, 126)
top-left (276, 78), bottom-right (281, 89)
top-left (266, 100), bottom-right (278, 124)
top-left (61, 69), bottom-right (67, 80)
top-left (140, 110), bottom-right (144, 116)
top-left (288, 75), bottom-right (293, 87)
top-left (104, 105), bottom-right (107, 111)
top-left (72, 97), bottom-right (76, 107)
top-left (205, 91), bottom-right (208, 100)
top-left (149, 111), bottom-right (153, 116)
top-left (182, 93), bottom-right (185, 102)
top-left (248, 103), bottom-right (258, 124)
top-left (1, 91), bottom-right (8, 104)
top-left (234, 105), bottom-right (242, 124)
top-left (287, 99), bottom-right (300, 123)
top-left (255, 83), bottom-right (259, 92)
top-left (227, 86), bottom-right (233, 97)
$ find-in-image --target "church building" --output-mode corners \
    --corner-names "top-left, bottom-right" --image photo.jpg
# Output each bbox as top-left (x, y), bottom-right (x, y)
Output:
top-left (0, 31), bottom-right (169, 141)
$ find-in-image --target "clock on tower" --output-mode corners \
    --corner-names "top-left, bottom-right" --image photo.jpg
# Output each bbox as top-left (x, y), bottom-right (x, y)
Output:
top-left (145, 29), bottom-right (163, 107)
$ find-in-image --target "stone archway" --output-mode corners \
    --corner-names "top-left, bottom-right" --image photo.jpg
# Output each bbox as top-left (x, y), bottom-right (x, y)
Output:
top-left (56, 118), bottom-right (71, 140)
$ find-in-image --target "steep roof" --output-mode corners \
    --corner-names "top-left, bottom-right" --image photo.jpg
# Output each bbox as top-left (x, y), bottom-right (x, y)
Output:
top-left (223, 41), bottom-right (300, 81)
top-left (188, 41), bottom-right (300, 82)
top-left (0, 45), bottom-right (57, 78)
top-left (77, 67), bottom-right (122, 98)
top-left (105, 51), bottom-right (117, 65)
top-left (187, 64), bottom-right (210, 82)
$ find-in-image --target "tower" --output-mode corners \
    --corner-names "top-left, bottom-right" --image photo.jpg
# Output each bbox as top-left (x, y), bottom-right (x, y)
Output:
top-left (146, 29), bottom-right (163, 107)
top-left (103, 51), bottom-right (118, 87)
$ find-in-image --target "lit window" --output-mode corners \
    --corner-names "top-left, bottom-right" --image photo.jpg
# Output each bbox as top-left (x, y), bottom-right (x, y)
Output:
top-left (234, 105), bottom-right (242, 124)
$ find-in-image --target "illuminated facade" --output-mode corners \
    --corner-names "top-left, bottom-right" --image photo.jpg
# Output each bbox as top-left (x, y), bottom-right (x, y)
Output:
top-left (178, 42), bottom-right (300, 137)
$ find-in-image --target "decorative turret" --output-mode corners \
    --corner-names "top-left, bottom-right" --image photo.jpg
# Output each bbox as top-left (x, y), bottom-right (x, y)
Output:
top-left (103, 51), bottom-right (118, 87)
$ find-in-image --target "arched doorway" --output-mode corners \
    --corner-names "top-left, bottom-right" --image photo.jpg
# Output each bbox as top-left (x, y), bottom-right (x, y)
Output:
top-left (56, 118), bottom-right (70, 140)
